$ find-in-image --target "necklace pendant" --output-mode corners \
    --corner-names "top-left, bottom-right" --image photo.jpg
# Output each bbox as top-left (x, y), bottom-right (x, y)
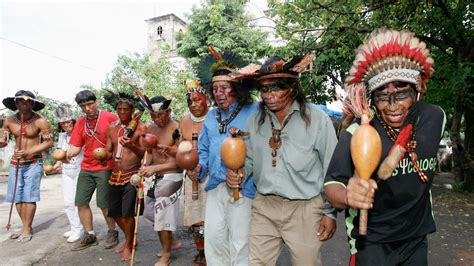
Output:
top-left (219, 125), bottom-right (226, 134)
top-left (271, 149), bottom-right (277, 157)
top-left (272, 158), bottom-right (276, 167)
top-left (269, 137), bottom-right (281, 150)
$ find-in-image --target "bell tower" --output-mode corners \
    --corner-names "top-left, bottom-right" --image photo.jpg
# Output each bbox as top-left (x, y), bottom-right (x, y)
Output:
top-left (145, 13), bottom-right (187, 63)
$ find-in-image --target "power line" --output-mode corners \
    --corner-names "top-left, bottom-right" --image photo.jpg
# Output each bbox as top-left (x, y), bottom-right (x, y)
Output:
top-left (0, 36), bottom-right (98, 71)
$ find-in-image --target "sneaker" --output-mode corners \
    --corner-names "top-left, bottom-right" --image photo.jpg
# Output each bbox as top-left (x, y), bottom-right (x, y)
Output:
top-left (103, 229), bottom-right (119, 249)
top-left (63, 231), bottom-right (71, 238)
top-left (67, 232), bottom-right (82, 243)
top-left (71, 232), bottom-right (97, 251)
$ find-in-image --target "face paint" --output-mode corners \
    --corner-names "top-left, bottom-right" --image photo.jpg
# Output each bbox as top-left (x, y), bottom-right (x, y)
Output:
top-left (259, 79), bottom-right (294, 113)
top-left (187, 92), bottom-right (208, 117)
top-left (151, 109), bottom-right (170, 128)
top-left (212, 81), bottom-right (237, 112)
top-left (373, 82), bottom-right (416, 128)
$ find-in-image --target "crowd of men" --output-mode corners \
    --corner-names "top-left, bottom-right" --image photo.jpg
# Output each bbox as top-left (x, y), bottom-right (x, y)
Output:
top-left (1, 28), bottom-right (446, 266)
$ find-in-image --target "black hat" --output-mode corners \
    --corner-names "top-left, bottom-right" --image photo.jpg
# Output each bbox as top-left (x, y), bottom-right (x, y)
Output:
top-left (2, 90), bottom-right (45, 111)
top-left (149, 96), bottom-right (172, 112)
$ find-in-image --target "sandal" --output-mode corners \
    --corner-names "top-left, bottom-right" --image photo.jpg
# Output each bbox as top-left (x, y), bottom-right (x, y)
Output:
top-left (18, 234), bottom-right (33, 243)
top-left (9, 232), bottom-right (21, 240)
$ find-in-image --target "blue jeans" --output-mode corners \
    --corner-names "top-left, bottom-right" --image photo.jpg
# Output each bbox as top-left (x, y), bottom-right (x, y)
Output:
top-left (7, 162), bottom-right (42, 202)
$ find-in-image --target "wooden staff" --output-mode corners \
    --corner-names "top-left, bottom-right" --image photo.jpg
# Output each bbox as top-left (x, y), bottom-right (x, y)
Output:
top-left (5, 114), bottom-right (23, 230)
top-left (130, 150), bottom-right (147, 266)
top-left (131, 134), bottom-right (156, 265)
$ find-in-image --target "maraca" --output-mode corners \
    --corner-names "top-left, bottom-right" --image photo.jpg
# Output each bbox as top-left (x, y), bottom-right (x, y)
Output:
top-left (92, 147), bottom-right (107, 161)
top-left (52, 149), bottom-right (67, 161)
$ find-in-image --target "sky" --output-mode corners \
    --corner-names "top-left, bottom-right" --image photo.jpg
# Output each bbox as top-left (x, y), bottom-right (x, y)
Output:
top-left (0, 0), bottom-right (270, 110)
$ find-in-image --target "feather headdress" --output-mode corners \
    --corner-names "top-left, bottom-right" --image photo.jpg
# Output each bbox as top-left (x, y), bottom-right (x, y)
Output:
top-left (103, 89), bottom-right (143, 111)
top-left (229, 54), bottom-right (315, 82)
top-left (184, 80), bottom-right (208, 97)
top-left (197, 46), bottom-right (247, 86)
top-left (257, 54), bottom-right (315, 80)
top-left (345, 28), bottom-right (434, 94)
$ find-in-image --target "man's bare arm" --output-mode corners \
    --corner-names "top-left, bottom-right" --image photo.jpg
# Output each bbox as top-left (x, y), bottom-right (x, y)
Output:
top-left (26, 118), bottom-right (53, 155)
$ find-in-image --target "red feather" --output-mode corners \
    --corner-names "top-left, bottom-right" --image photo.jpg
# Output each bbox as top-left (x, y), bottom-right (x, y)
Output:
top-left (372, 46), bottom-right (381, 60)
top-left (393, 40), bottom-right (402, 54)
top-left (387, 38), bottom-right (395, 55)
top-left (395, 123), bottom-right (413, 148)
top-left (408, 48), bottom-right (417, 59)
top-left (363, 51), bottom-right (374, 66)
top-left (380, 43), bottom-right (388, 57)
top-left (401, 43), bottom-right (411, 57)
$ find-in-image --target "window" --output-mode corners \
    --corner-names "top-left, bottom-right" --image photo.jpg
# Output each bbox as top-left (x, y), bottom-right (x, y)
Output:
top-left (157, 26), bottom-right (163, 36)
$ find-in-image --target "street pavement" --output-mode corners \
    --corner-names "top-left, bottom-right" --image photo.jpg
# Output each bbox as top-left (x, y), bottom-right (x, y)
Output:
top-left (0, 173), bottom-right (471, 265)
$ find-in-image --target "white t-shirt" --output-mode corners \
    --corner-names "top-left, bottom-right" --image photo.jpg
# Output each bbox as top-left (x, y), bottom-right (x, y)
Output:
top-left (57, 132), bottom-right (83, 176)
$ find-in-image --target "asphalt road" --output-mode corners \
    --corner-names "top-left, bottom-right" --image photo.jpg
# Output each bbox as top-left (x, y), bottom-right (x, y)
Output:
top-left (0, 173), bottom-right (472, 265)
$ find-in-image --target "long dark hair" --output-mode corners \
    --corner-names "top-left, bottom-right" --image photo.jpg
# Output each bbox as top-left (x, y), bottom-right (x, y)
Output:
top-left (256, 77), bottom-right (311, 131)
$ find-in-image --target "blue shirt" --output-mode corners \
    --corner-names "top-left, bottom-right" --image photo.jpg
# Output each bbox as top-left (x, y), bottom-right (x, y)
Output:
top-left (198, 102), bottom-right (259, 199)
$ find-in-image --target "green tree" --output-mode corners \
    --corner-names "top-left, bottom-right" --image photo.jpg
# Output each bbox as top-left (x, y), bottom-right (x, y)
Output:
top-left (176, 0), bottom-right (270, 67)
top-left (269, 0), bottom-right (473, 189)
top-left (102, 52), bottom-right (194, 121)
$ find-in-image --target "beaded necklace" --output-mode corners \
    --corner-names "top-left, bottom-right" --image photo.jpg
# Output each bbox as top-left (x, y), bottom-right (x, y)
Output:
top-left (84, 111), bottom-right (105, 146)
top-left (375, 111), bottom-right (428, 182)
top-left (190, 113), bottom-right (206, 123)
top-left (216, 104), bottom-right (242, 134)
top-left (268, 112), bottom-right (294, 167)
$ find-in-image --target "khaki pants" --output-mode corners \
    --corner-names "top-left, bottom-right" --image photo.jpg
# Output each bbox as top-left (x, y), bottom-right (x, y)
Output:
top-left (249, 193), bottom-right (324, 266)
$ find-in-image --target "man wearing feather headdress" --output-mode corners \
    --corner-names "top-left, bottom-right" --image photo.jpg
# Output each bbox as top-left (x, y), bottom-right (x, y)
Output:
top-left (0, 90), bottom-right (53, 242)
top-left (138, 95), bottom-right (183, 266)
top-left (67, 90), bottom-right (119, 251)
top-left (324, 28), bottom-right (445, 265)
top-left (179, 80), bottom-right (210, 265)
top-left (102, 91), bottom-right (147, 261)
top-left (225, 55), bottom-right (338, 265)
top-left (186, 47), bottom-right (259, 265)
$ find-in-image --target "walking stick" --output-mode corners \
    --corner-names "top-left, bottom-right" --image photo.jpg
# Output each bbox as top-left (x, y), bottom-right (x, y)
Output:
top-left (130, 148), bottom-right (151, 266)
top-left (130, 174), bottom-right (144, 266)
top-left (5, 114), bottom-right (24, 230)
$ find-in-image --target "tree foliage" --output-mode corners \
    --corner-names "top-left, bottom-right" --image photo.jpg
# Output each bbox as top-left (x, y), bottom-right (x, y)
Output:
top-left (102, 52), bottom-right (194, 121)
top-left (268, 0), bottom-right (473, 188)
top-left (176, 0), bottom-right (270, 67)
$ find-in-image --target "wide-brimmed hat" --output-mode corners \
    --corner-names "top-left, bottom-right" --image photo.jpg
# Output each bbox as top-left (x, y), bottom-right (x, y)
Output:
top-left (2, 90), bottom-right (45, 111)
top-left (229, 54), bottom-right (315, 86)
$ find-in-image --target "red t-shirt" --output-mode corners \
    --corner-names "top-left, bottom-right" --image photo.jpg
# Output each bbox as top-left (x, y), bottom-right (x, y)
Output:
top-left (69, 110), bottom-right (117, 171)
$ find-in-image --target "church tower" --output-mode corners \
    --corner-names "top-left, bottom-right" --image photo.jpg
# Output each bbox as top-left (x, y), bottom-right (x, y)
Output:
top-left (145, 14), bottom-right (187, 63)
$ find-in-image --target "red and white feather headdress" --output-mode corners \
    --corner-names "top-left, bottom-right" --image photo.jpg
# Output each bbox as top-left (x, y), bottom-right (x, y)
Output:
top-left (345, 28), bottom-right (434, 94)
